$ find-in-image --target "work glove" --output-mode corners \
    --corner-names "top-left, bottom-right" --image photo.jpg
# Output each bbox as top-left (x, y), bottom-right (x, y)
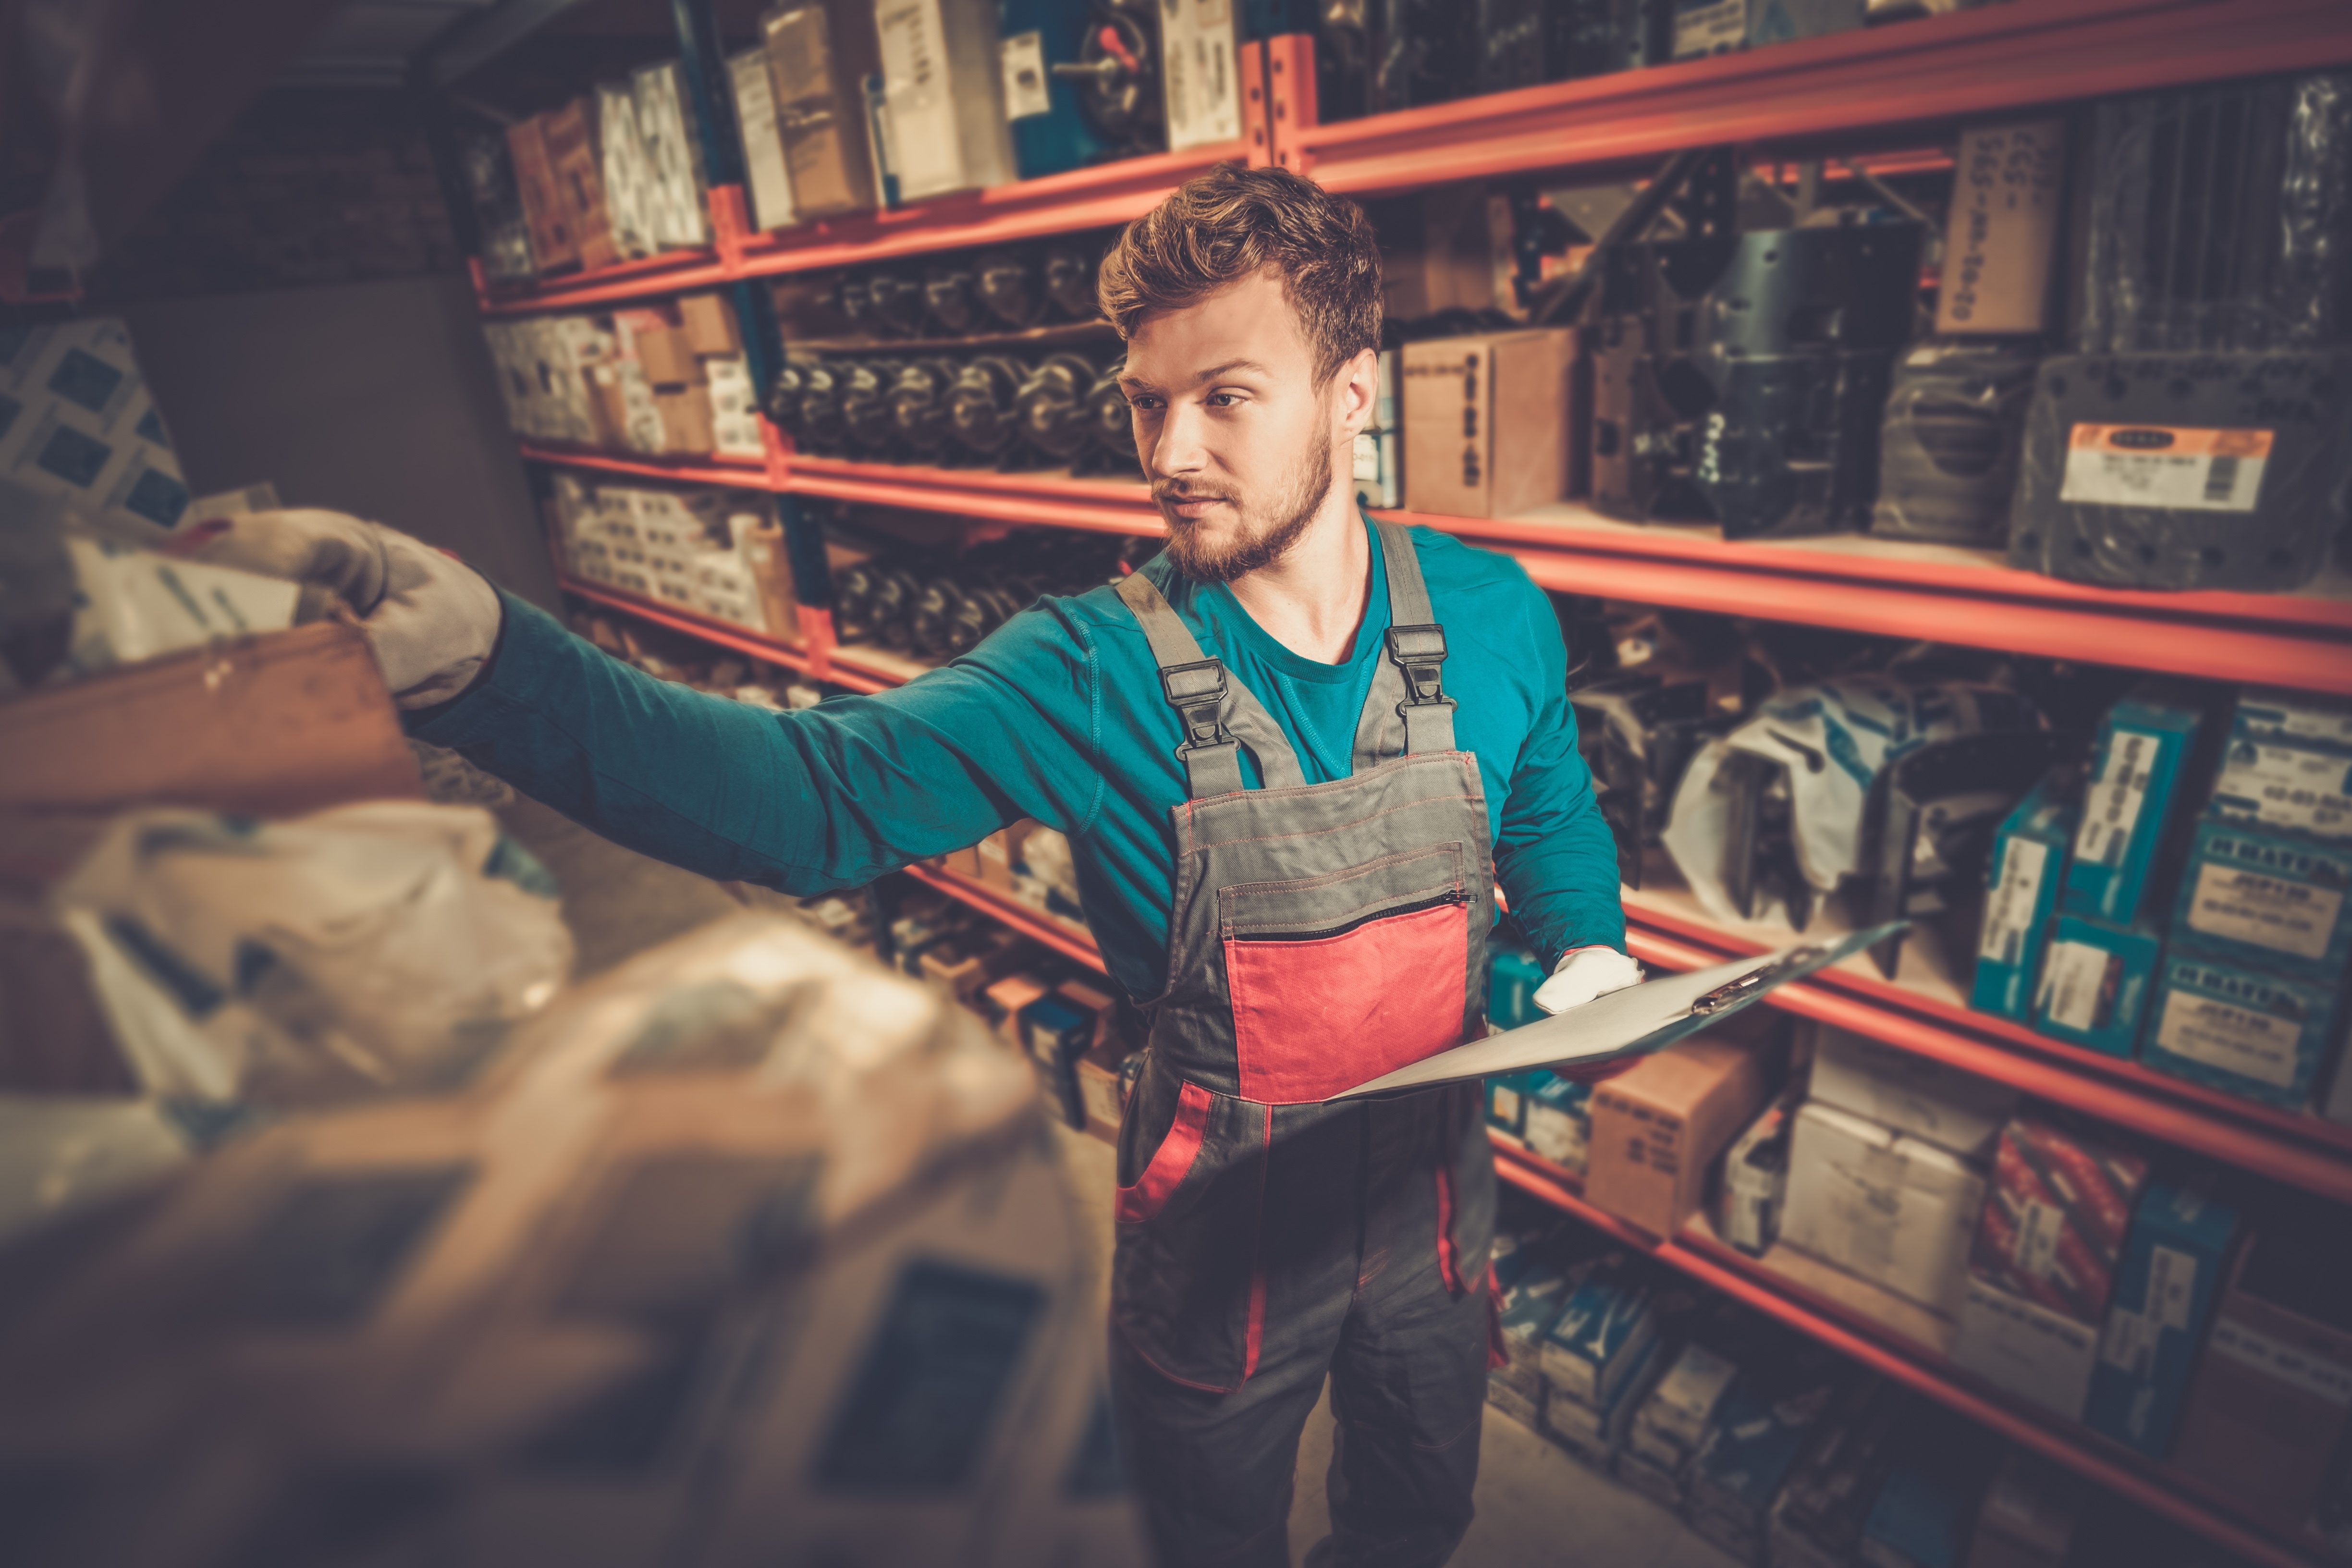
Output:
top-left (1533, 944), bottom-right (1647, 1083)
top-left (169, 509), bottom-right (502, 709)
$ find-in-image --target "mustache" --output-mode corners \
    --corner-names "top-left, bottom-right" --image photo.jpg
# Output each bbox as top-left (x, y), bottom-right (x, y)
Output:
top-left (1151, 480), bottom-right (1240, 510)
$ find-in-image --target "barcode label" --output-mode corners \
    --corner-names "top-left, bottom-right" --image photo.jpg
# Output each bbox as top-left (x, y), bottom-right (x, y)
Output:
top-left (2060, 424), bottom-right (2272, 513)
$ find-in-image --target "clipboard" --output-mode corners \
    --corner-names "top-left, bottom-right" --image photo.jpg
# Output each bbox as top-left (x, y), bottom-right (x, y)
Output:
top-left (1330, 922), bottom-right (1905, 1101)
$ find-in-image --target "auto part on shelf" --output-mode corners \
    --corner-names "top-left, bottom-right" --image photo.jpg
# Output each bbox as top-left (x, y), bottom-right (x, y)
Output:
top-left (977, 249), bottom-right (1047, 328)
top-left (795, 361), bottom-right (849, 453)
top-left (1858, 730), bottom-right (2060, 979)
top-left (840, 359), bottom-right (904, 457)
top-left (1054, 0), bottom-right (1162, 153)
top-left (866, 272), bottom-right (927, 338)
top-left (889, 357), bottom-right (962, 459)
top-left (1078, 359), bottom-right (1139, 474)
top-left (1871, 337), bottom-right (2045, 546)
top-left (1571, 672), bottom-right (1740, 888)
top-left (950, 355), bottom-right (1029, 457)
top-left (1016, 352), bottom-right (1101, 463)
top-left (1590, 220), bottom-right (1924, 538)
top-left (2007, 350), bottom-right (2352, 592)
top-left (766, 361), bottom-right (809, 441)
top-left (1041, 245), bottom-right (1098, 319)
top-left (923, 261), bottom-right (983, 336)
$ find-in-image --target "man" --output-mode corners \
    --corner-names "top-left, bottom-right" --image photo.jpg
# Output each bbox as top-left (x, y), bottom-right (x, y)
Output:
top-left (195, 164), bottom-right (1638, 1566)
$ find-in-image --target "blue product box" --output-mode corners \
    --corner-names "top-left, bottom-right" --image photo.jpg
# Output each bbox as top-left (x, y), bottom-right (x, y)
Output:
top-left (1522, 1071), bottom-right (1594, 1174)
top-left (1017, 996), bottom-right (1091, 1129)
top-left (1487, 1070), bottom-right (1540, 1137)
top-left (2031, 912), bottom-right (2163, 1057)
top-left (2211, 711), bottom-right (2352, 843)
top-left (2169, 819), bottom-right (2352, 983)
top-left (2230, 687), bottom-right (2352, 752)
top-left (2085, 1181), bottom-right (2241, 1460)
top-left (1862, 1445), bottom-right (1984, 1568)
top-left (997, 0), bottom-right (1112, 180)
top-left (1494, 1256), bottom-right (1577, 1396)
top-left (2140, 952), bottom-right (2344, 1110)
top-left (1539, 1256), bottom-right (1659, 1411)
top-left (1488, 943), bottom-right (1548, 1029)
top-left (1972, 776), bottom-right (2077, 1020)
top-left (2063, 689), bottom-right (2207, 925)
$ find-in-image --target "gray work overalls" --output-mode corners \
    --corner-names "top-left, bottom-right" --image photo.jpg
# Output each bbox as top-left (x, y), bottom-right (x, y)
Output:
top-left (1108, 521), bottom-right (1499, 1568)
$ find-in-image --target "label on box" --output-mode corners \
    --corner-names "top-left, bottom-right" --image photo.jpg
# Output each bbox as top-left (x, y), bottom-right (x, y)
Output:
top-left (2102, 1307), bottom-right (2160, 1375)
top-left (2059, 424), bottom-right (2271, 512)
top-left (999, 31), bottom-right (1051, 120)
top-left (1674, 0), bottom-right (1748, 56)
top-left (2208, 1319), bottom-right (2352, 1407)
top-left (2077, 729), bottom-right (2156, 869)
top-left (2035, 939), bottom-right (2111, 1032)
top-left (2015, 1198), bottom-right (2065, 1282)
top-left (1979, 837), bottom-right (2049, 964)
top-left (2153, 992), bottom-right (2299, 1090)
top-left (2148, 1244), bottom-right (2197, 1331)
top-left (1936, 120), bottom-right (2064, 334)
top-left (876, 0), bottom-right (958, 196)
top-left (2186, 863), bottom-right (2339, 962)
top-left (1160, 0), bottom-right (1241, 150)
top-left (1493, 1081), bottom-right (1523, 1123)
top-left (2213, 743), bottom-right (2352, 839)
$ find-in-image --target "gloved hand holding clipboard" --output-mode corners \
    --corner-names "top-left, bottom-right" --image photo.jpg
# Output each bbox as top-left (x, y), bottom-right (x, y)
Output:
top-left (1330, 922), bottom-right (1906, 1100)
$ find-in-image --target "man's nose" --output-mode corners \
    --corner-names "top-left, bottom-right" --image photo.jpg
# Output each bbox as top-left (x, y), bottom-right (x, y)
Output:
top-left (1148, 398), bottom-right (1210, 479)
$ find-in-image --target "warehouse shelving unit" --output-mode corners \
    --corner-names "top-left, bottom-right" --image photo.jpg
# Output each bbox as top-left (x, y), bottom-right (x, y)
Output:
top-left (463, 4), bottom-right (2352, 1561)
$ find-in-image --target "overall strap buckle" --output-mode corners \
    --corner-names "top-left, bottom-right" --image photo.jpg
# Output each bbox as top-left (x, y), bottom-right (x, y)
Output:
top-left (1385, 623), bottom-right (1457, 754)
top-left (1160, 658), bottom-right (1233, 749)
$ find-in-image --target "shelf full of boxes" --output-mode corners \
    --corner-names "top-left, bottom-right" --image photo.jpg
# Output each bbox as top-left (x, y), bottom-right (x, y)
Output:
top-left (441, 0), bottom-right (2352, 1563)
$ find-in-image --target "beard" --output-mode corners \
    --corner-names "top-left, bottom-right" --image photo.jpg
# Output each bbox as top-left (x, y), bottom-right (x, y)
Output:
top-left (1155, 437), bottom-right (1335, 585)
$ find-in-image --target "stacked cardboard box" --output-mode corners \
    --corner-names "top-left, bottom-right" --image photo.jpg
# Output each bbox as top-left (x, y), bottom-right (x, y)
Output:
top-left (553, 479), bottom-right (788, 636)
top-left (1950, 1115), bottom-right (2150, 1421)
top-left (1536, 1253), bottom-right (1675, 1470)
top-left (761, 0), bottom-right (883, 220)
top-left (1686, 1345), bottom-right (1847, 1559)
top-left (1585, 1027), bottom-right (1772, 1238)
top-left (2082, 1180), bottom-right (2240, 1459)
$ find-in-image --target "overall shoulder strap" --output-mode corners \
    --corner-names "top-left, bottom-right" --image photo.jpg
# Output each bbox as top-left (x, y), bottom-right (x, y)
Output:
top-left (1353, 519), bottom-right (1457, 764)
top-left (1115, 571), bottom-right (1308, 799)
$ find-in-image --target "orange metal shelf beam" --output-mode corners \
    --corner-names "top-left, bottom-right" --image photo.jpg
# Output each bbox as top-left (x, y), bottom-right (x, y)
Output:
top-left (1489, 1143), bottom-right (2319, 1568)
top-left (520, 442), bottom-right (770, 489)
top-left (556, 575), bottom-right (814, 674)
top-left (900, 861), bottom-right (1107, 973)
top-left (782, 454), bottom-right (1162, 537)
top-left (1278, 0), bottom-right (2352, 195)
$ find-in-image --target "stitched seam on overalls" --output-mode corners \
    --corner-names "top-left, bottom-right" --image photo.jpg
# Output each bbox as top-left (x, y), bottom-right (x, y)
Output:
top-left (1215, 844), bottom-right (1466, 902)
top-left (1187, 794), bottom-right (1484, 856)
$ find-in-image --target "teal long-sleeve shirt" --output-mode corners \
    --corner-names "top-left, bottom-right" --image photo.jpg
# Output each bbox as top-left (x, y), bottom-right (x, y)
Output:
top-left (410, 517), bottom-right (1625, 1001)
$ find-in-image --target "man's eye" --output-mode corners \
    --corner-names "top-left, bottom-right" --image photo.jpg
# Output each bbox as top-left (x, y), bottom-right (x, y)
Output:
top-left (1128, 395), bottom-right (1160, 412)
top-left (1206, 392), bottom-right (1239, 407)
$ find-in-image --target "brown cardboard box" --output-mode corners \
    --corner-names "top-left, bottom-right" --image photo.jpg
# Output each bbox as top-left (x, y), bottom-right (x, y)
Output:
top-left (1076, 1044), bottom-right (1127, 1141)
top-left (679, 293), bottom-right (743, 357)
top-left (542, 98), bottom-right (619, 271)
top-left (0, 621), bottom-right (422, 818)
top-left (763, 1), bottom-right (881, 220)
top-left (984, 972), bottom-right (1055, 1050)
top-left (505, 116), bottom-right (577, 271)
top-left (1383, 186), bottom-right (1500, 320)
top-left (627, 319), bottom-right (700, 389)
top-left (1586, 1033), bottom-right (1769, 1238)
top-left (938, 844), bottom-right (984, 879)
top-left (1056, 980), bottom-right (1119, 1052)
top-left (976, 823), bottom-right (1030, 891)
top-left (1401, 329), bottom-right (1576, 519)
top-left (656, 387), bottom-right (716, 454)
top-left (2172, 1233), bottom-right (2352, 1533)
top-left (1935, 120), bottom-right (2065, 335)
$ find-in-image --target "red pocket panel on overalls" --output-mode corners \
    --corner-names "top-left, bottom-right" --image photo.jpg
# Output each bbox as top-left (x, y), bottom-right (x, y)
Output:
top-left (1115, 1080), bottom-right (1213, 1224)
top-left (1226, 898), bottom-right (1470, 1103)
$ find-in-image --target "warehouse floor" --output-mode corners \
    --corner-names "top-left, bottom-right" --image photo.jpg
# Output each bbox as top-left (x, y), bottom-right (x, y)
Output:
top-left (513, 795), bottom-right (1734, 1568)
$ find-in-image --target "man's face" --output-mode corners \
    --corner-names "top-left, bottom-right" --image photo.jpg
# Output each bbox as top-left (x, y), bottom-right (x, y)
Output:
top-left (1119, 270), bottom-right (1371, 582)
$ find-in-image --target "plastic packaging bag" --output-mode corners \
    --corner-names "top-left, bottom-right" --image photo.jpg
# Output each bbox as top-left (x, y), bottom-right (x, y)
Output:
top-left (50, 801), bottom-right (572, 1103)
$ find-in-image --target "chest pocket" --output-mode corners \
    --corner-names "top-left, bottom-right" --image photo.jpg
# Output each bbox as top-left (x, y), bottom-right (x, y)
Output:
top-left (1218, 842), bottom-right (1473, 1104)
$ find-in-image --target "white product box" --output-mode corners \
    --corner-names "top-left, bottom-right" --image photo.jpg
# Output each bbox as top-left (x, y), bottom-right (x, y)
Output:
top-left (1629, 1341), bottom-right (1740, 1470)
top-left (706, 357), bottom-right (766, 458)
top-left (1951, 1275), bottom-right (2098, 1422)
top-left (598, 81), bottom-right (662, 259)
top-left (632, 62), bottom-right (711, 249)
top-left (1160, 0), bottom-right (1242, 151)
top-left (873, 0), bottom-right (1017, 201)
top-left (1780, 1100), bottom-right (1984, 1316)
top-left (0, 318), bottom-right (191, 533)
top-left (1806, 1024), bottom-right (2017, 1159)
top-left (728, 48), bottom-right (797, 232)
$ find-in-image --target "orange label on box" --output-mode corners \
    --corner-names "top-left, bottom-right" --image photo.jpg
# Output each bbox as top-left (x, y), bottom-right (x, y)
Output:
top-left (2059, 424), bottom-right (2273, 513)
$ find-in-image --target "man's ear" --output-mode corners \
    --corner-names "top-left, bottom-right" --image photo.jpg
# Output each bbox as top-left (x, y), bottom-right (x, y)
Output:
top-left (1334, 345), bottom-right (1381, 439)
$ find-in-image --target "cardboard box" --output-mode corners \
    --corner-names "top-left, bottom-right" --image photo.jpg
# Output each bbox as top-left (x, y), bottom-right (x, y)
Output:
top-left (1485, 1069), bottom-right (1535, 1138)
top-left (2030, 912), bottom-right (2161, 1058)
top-left (1617, 1442), bottom-right (1690, 1509)
top-left (2062, 686), bottom-right (2211, 925)
top-left (1971, 1116), bottom-right (2148, 1327)
top-left (1934, 120), bottom-right (2066, 336)
top-left (625, 318), bottom-right (700, 389)
top-left (542, 98), bottom-right (620, 270)
top-left (1690, 1360), bottom-right (1845, 1551)
top-left (1075, 1044), bottom-right (1127, 1139)
top-left (1400, 329), bottom-right (1577, 520)
top-left (1486, 1368), bottom-right (1543, 1430)
top-left (2210, 731), bottom-right (2352, 844)
top-left (1806, 1024), bottom-right (2017, 1159)
top-left (504, 115), bottom-right (576, 270)
top-left (737, 520), bottom-right (801, 639)
top-left (728, 45), bottom-right (798, 232)
top-left (1494, 1254), bottom-right (1577, 1398)
top-left (2173, 1232), bottom-right (2352, 1534)
top-left (1539, 1255), bottom-right (1659, 1411)
top-left (1019, 994), bottom-right (1094, 1128)
top-left (976, 823), bottom-right (1028, 891)
top-left (2140, 950), bottom-right (2342, 1110)
top-left (1971, 776), bottom-right (2074, 1020)
top-left (981, 972), bottom-right (1053, 1048)
top-left (2169, 818), bottom-right (2352, 982)
top-left (2083, 1180), bottom-right (2240, 1459)
top-left (1382, 186), bottom-right (1499, 321)
top-left (1586, 1033), bottom-right (1769, 1238)
top-left (597, 80), bottom-right (661, 260)
top-left (1952, 1274), bottom-right (2099, 1420)
top-left (1780, 1100), bottom-right (1985, 1315)
top-left (1159, 0), bottom-right (1242, 151)
top-left (1768, 1382), bottom-right (1905, 1568)
top-left (1965, 1452), bottom-right (2078, 1568)
top-left (1487, 943), bottom-right (1547, 1029)
top-left (874, 0), bottom-right (1018, 202)
top-left (655, 388), bottom-right (716, 454)
top-left (1523, 1072), bottom-right (1592, 1174)
top-left (764, 1), bottom-right (882, 219)
top-left (1540, 1333), bottom-right (1662, 1470)
top-left (0, 621), bottom-right (421, 817)
top-left (1628, 1341), bottom-right (1740, 1472)
top-left (679, 294), bottom-right (744, 358)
